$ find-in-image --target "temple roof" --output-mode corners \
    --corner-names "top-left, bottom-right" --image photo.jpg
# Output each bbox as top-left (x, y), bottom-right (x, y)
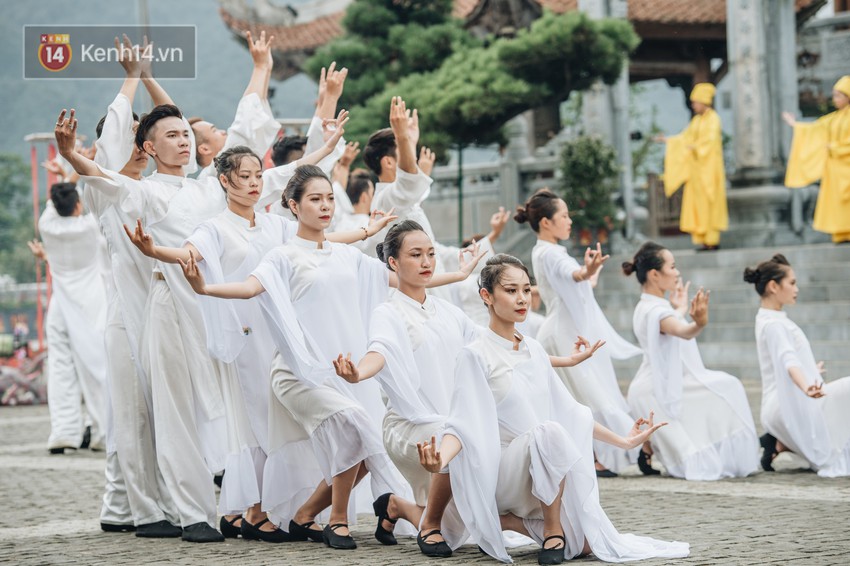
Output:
top-left (218, 0), bottom-right (825, 77)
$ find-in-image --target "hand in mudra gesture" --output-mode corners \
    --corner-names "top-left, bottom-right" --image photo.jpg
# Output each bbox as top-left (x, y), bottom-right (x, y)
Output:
top-left (333, 353), bottom-right (360, 384)
top-left (623, 411), bottom-right (668, 450)
top-left (178, 250), bottom-right (206, 295)
top-left (669, 278), bottom-right (691, 311)
top-left (689, 288), bottom-right (710, 327)
top-left (417, 436), bottom-right (443, 473)
top-left (571, 336), bottom-right (605, 363)
top-left (583, 242), bottom-right (609, 278)
top-left (806, 382), bottom-right (826, 398)
top-left (123, 219), bottom-right (157, 258)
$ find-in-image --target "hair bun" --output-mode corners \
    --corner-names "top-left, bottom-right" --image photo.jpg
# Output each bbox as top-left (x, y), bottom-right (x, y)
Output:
top-left (742, 267), bottom-right (759, 284)
top-left (621, 261), bottom-right (636, 276)
top-left (375, 242), bottom-right (384, 259)
top-left (513, 206), bottom-right (528, 224)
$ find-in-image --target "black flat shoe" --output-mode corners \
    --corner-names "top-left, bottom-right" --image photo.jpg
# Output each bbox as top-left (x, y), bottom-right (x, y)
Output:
top-left (760, 433), bottom-right (777, 472)
top-left (538, 534), bottom-right (566, 565)
top-left (417, 529), bottom-right (452, 558)
top-left (80, 425), bottom-right (91, 449)
top-left (323, 523), bottom-right (356, 550)
top-left (136, 520), bottom-right (182, 538)
top-left (101, 522), bottom-right (135, 533)
top-left (372, 492), bottom-right (398, 545)
top-left (181, 522), bottom-right (224, 543)
top-left (241, 518), bottom-right (291, 543)
top-left (638, 449), bottom-right (661, 476)
top-left (289, 519), bottom-right (324, 542)
top-left (219, 515), bottom-right (241, 539)
top-left (595, 468), bottom-right (618, 478)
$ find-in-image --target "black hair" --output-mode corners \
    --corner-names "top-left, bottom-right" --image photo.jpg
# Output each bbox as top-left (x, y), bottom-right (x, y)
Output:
top-left (478, 254), bottom-right (534, 295)
top-left (134, 104), bottom-right (183, 151)
top-left (96, 111), bottom-right (140, 140)
top-left (461, 233), bottom-right (486, 249)
top-left (50, 182), bottom-right (79, 217)
top-left (514, 188), bottom-right (561, 233)
top-left (362, 128), bottom-right (396, 176)
top-left (213, 146), bottom-right (263, 194)
top-left (743, 254), bottom-right (791, 296)
top-left (622, 241), bottom-right (667, 284)
top-left (283, 165), bottom-right (331, 214)
top-left (346, 169), bottom-right (373, 206)
top-left (375, 220), bottom-right (426, 270)
top-left (271, 135), bottom-right (308, 167)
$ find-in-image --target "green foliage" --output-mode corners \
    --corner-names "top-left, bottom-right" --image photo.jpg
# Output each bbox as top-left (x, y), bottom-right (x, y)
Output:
top-left (0, 154), bottom-right (37, 284)
top-left (559, 136), bottom-right (619, 232)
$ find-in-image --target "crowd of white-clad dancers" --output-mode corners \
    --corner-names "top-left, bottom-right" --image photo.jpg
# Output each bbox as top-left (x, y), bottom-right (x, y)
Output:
top-left (30, 33), bottom-right (850, 564)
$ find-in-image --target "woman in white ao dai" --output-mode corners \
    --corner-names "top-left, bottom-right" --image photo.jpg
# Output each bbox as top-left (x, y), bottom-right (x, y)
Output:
top-left (624, 242), bottom-right (759, 481)
top-left (746, 254), bottom-right (850, 476)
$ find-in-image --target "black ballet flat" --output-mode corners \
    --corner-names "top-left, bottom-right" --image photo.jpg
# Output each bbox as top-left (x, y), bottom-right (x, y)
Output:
top-left (80, 425), bottom-right (91, 449)
top-left (240, 517), bottom-right (292, 543)
top-left (760, 433), bottom-right (777, 472)
top-left (538, 534), bottom-right (566, 565)
top-left (181, 522), bottom-right (225, 543)
top-left (219, 515), bottom-right (241, 539)
top-left (417, 529), bottom-right (452, 558)
top-left (100, 522), bottom-right (136, 533)
top-left (372, 492), bottom-right (398, 545)
top-left (323, 523), bottom-right (357, 550)
top-left (288, 519), bottom-right (324, 542)
top-left (638, 449), bottom-right (661, 476)
top-left (595, 468), bottom-right (618, 478)
top-left (135, 520), bottom-right (182, 538)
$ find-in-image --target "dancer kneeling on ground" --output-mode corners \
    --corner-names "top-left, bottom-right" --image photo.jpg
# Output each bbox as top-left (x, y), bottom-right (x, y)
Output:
top-left (417, 254), bottom-right (690, 564)
top-left (623, 242), bottom-right (759, 480)
top-left (746, 254), bottom-right (850, 476)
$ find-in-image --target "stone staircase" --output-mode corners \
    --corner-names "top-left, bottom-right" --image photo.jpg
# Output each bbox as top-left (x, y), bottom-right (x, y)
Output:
top-left (586, 242), bottom-right (850, 382)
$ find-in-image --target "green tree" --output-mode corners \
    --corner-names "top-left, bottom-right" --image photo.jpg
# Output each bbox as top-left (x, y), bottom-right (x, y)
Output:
top-left (559, 135), bottom-right (619, 233)
top-left (340, 10), bottom-right (638, 157)
top-left (0, 154), bottom-right (37, 284)
top-left (304, 0), bottom-right (477, 109)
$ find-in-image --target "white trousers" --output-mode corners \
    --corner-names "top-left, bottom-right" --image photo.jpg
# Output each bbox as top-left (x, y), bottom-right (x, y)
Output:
top-left (45, 301), bottom-right (105, 450)
top-left (143, 280), bottom-right (218, 527)
top-left (105, 296), bottom-right (179, 525)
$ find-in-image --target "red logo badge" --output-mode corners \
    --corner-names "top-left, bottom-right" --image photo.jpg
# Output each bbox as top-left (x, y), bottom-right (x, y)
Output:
top-left (38, 34), bottom-right (72, 72)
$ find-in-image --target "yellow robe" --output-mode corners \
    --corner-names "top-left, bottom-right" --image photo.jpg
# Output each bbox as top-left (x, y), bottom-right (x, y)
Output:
top-left (663, 109), bottom-right (728, 246)
top-left (785, 106), bottom-right (850, 243)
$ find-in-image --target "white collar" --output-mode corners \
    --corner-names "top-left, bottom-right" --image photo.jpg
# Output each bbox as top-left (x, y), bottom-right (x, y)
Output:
top-left (292, 235), bottom-right (329, 251)
top-left (485, 327), bottom-right (527, 352)
top-left (148, 171), bottom-right (184, 186)
top-left (757, 307), bottom-right (788, 319)
top-left (394, 289), bottom-right (435, 314)
top-left (223, 207), bottom-right (256, 230)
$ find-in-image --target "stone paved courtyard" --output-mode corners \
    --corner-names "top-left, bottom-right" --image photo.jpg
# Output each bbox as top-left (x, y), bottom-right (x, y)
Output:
top-left (1, 384), bottom-right (849, 565)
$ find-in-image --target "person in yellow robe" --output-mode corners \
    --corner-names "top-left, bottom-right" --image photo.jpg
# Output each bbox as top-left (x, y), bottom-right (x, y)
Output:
top-left (783, 76), bottom-right (850, 244)
top-left (657, 83), bottom-right (728, 250)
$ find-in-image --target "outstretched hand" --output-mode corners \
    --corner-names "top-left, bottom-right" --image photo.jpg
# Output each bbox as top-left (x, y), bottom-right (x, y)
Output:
top-left (689, 288), bottom-right (710, 327)
top-left (805, 382), bottom-right (826, 398)
top-left (571, 336), bottom-right (605, 363)
top-left (123, 218), bottom-right (157, 258)
top-left (669, 278), bottom-right (691, 312)
top-left (178, 249), bottom-right (206, 295)
top-left (458, 239), bottom-right (488, 278)
top-left (322, 109), bottom-right (349, 146)
top-left (623, 411), bottom-right (668, 450)
top-left (332, 353), bottom-right (360, 383)
top-left (367, 207), bottom-right (398, 234)
top-left (54, 109), bottom-right (79, 158)
top-left (583, 242), bottom-right (609, 278)
top-left (246, 30), bottom-right (274, 69)
top-left (417, 436), bottom-right (443, 473)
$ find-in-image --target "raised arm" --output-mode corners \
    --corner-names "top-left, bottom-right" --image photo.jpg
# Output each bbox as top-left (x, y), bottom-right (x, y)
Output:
top-left (333, 351), bottom-right (386, 383)
top-left (332, 141), bottom-right (360, 189)
top-left (123, 219), bottom-right (203, 264)
top-left (55, 109), bottom-right (108, 179)
top-left (659, 288), bottom-right (709, 340)
top-left (242, 30), bottom-right (274, 100)
top-left (115, 35), bottom-right (141, 102)
top-left (316, 62), bottom-right (347, 120)
top-left (180, 250), bottom-right (264, 299)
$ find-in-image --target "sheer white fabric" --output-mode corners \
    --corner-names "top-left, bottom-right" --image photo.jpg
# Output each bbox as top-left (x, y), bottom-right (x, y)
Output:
top-left (533, 240), bottom-right (641, 472)
top-left (755, 308), bottom-right (850, 477)
top-left (443, 329), bottom-right (690, 563)
top-left (629, 293), bottom-right (759, 480)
